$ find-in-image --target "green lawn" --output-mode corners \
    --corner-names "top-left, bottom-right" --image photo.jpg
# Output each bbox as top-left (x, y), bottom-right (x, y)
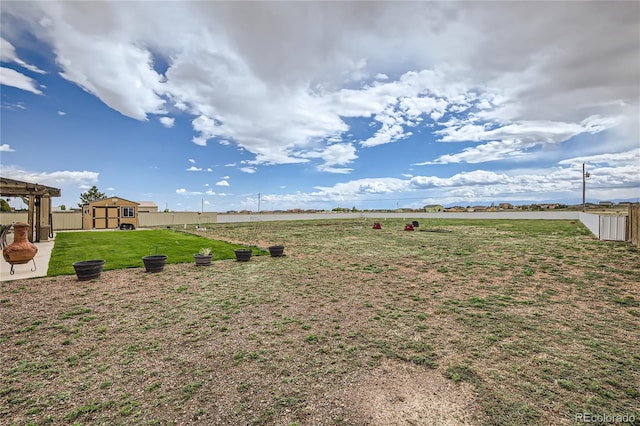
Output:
top-left (48, 229), bottom-right (266, 276)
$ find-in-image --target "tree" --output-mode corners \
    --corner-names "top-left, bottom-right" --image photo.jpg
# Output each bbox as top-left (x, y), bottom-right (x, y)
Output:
top-left (78, 186), bottom-right (106, 207)
top-left (60, 205), bottom-right (67, 211)
top-left (0, 199), bottom-right (11, 212)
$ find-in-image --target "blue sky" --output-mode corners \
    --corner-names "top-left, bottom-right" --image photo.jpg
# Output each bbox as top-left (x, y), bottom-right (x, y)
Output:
top-left (1, 1), bottom-right (639, 212)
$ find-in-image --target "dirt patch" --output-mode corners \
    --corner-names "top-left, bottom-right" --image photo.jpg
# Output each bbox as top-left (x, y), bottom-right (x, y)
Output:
top-left (346, 360), bottom-right (483, 425)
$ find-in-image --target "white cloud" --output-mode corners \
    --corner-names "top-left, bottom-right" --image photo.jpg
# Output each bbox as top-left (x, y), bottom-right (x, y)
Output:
top-left (186, 166), bottom-right (201, 171)
top-left (176, 188), bottom-right (202, 195)
top-left (57, 110), bottom-right (66, 115)
top-left (2, 1), bottom-right (638, 204)
top-left (300, 143), bottom-right (358, 173)
top-left (1, 168), bottom-right (99, 187)
top-left (240, 167), bottom-right (256, 174)
top-left (0, 66), bottom-right (42, 94)
top-left (558, 148), bottom-right (640, 168)
top-left (0, 38), bottom-right (46, 74)
top-left (159, 116), bottom-right (175, 128)
top-left (0, 144), bottom-right (15, 152)
top-left (188, 158), bottom-right (195, 164)
top-left (216, 180), bottom-right (230, 186)
top-left (421, 115), bottom-right (623, 164)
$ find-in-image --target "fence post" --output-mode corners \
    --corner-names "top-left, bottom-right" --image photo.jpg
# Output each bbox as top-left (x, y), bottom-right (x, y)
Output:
top-left (629, 206), bottom-right (640, 248)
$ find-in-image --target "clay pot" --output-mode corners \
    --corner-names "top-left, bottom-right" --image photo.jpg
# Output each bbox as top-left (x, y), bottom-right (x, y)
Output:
top-left (2, 222), bottom-right (37, 265)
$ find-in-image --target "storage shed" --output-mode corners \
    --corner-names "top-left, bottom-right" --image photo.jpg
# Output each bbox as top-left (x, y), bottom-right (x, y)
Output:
top-left (82, 197), bottom-right (139, 230)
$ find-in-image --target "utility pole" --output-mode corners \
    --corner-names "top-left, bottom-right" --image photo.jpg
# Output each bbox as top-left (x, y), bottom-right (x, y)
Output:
top-left (582, 162), bottom-right (590, 212)
top-left (258, 192), bottom-right (261, 212)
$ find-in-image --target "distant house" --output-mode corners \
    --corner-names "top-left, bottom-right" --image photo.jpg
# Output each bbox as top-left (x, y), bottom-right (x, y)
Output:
top-left (423, 204), bottom-right (444, 212)
top-left (499, 203), bottom-right (513, 210)
top-left (540, 203), bottom-right (559, 210)
top-left (137, 201), bottom-right (158, 213)
top-left (445, 206), bottom-right (466, 212)
top-left (82, 196), bottom-right (139, 230)
top-left (599, 201), bottom-right (614, 207)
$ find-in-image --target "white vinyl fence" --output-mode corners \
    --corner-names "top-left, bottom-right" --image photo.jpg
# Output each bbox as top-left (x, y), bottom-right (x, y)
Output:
top-left (0, 210), bottom-right (628, 241)
top-left (579, 213), bottom-right (627, 241)
top-left (0, 211), bottom-right (218, 230)
top-left (599, 215), bottom-right (627, 241)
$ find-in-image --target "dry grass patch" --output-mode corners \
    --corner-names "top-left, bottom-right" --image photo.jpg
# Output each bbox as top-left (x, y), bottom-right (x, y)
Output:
top-left (1, 218), bottom-right (638, 425)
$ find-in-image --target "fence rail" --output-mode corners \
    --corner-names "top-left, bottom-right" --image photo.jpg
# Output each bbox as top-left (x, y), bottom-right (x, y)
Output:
top-left (0, 211), bottom-right (218, 230)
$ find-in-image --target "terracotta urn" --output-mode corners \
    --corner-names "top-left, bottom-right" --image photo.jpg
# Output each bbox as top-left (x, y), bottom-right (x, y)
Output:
top-left (2, 222), bottom-right (37, 264)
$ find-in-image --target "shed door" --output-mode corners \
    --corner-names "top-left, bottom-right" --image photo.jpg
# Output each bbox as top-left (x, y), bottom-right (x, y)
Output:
top-left (93, 206), bottom-right (120, 229)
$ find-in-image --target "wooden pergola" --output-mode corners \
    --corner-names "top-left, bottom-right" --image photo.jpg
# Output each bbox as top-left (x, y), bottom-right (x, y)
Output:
top-left (0, 177), bottom-right (61, 242)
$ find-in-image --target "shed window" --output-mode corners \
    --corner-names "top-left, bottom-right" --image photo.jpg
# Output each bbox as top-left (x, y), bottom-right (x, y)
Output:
top-left (122, 207), bottom-right (135, 217)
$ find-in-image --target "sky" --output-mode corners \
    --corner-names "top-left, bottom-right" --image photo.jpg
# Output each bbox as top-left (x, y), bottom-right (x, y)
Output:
top-left (1, 1), bottom-right (639, 212)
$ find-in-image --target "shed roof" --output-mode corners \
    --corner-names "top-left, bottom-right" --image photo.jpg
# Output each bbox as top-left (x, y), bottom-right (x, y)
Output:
top-left (86, 196), bottom-right (140, 206)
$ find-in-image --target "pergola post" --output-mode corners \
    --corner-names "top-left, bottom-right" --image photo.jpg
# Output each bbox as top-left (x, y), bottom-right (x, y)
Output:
top-left (28, 194), bottom-right (35, 242)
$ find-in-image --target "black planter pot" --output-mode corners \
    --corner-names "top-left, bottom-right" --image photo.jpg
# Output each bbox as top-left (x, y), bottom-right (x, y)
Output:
top-left (194, 254), bottom-right (213, 266)
top-left (73, 259), bottom-right (105, 281)
top-left (234, 249), bottom-right (253, 262)
top-left (412, 221), bottom-right (420, 228)
top-left (268, 245), bottom-right (285, 257)
top-left (142, 255), bottom-right (167, 273)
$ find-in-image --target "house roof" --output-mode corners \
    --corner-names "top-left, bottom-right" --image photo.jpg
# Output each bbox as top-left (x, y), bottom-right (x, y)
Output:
top-left (137, 201), bottom-right (158, 207)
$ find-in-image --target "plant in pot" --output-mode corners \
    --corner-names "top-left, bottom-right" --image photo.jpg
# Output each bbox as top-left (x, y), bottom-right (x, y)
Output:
top-left (234, 248), bottom-right (253, 262)
top-left (268, 245), bottom-right (285, 257)
top-left (194, 247), bottom-right (213, 266)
